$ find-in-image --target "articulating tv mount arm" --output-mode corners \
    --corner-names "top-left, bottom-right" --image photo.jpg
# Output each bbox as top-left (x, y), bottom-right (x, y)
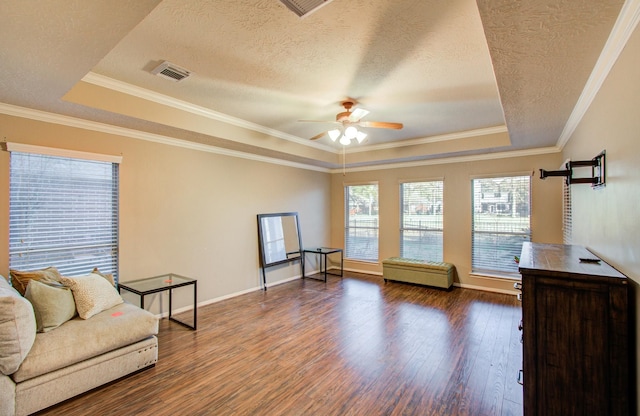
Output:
top-left (539, 150), bottom-right (606, 187)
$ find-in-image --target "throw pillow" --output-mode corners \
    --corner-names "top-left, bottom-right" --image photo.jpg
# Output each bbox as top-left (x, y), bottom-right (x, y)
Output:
top-left (91, 267), bottom-right (116, 287)
top-left (0, 276), bottom-right (36, 375)
top-left (9, 267), bottom-right (63, 296)
top-left (24, 279), bottom-right (77, 332)
top-left (59, 273), bottom-right (123, 319)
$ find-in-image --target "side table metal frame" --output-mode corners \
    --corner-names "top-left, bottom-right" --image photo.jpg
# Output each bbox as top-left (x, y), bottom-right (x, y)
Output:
top-left (302, 247), bottom-right (344, 282)
top-left (119, 275), bottom-right (197, 330)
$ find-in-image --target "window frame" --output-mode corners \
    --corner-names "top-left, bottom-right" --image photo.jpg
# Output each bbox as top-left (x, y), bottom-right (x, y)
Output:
top-left (400, 179), bottom-right (444, 262)
top-left (344, 182), bottom-right (379, 262)
top-left (8, 143), bottom-right (121, 280)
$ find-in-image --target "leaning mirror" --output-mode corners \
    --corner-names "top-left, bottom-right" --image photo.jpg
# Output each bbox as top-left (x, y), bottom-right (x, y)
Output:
top-left (257, 212), bottom-right (303, 289)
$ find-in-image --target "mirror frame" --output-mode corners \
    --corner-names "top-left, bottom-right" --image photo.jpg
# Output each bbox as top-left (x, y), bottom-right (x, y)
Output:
top-left (257, 212), bottom-right (303, 289)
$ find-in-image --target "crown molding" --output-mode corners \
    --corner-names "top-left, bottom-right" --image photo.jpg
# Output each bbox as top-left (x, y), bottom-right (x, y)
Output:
top-left (0, 102), bottom-right (331, 173)
top-left (331, 146), bottom-right (562, 174)
top-left (82, 74), bottom-right (511, 155)
top-left (557, 0), bottom-right (640, 149)
top-left (0, 102), bottom-right (560, 175)
top-left (347, 125), bottom-right (509, 154)
top-left (81, 72), bottom-right (337, 153)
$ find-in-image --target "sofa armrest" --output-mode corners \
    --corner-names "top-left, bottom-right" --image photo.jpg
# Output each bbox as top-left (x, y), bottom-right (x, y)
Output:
top-left (0, 373), bottom-right (16, 416)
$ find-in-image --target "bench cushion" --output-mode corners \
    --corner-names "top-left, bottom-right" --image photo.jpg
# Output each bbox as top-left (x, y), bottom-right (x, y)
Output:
top-left (383, 257), bottom-right (455, 289)
top-left (382, 257), bottom-right (453, 272)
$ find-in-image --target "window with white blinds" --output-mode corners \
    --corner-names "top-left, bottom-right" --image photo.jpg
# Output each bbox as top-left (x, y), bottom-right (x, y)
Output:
top-left (472, 175), bottom-right (531, 276)
top-left (345, 184), bottom-right (378, 261)
top-left (563, 180), bottom-right (572, 244)
top-left (9, 151), bottom-right (119, 280)
top-left (400, 180), bottom-right (443, 262)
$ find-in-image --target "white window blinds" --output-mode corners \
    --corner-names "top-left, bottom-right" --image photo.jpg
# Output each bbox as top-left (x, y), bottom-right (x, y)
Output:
top-left (563, 180), bottom-right (572, 244)
top-left (9, 150), bottom-right (119, 279)
top-left (345, 184), bottom-right (379, 261)
top-left (400, 180), bottom-right (443, 261)
top-left (471, 175), bottom-right (531, 275)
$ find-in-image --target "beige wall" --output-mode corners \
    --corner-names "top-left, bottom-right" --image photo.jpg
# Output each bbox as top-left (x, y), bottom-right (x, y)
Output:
top-left (562, 23), bottom-right (640, 401)
top-left (0, 114), bottom-right (331, 311)
top-left (330, 152), bottom-right (564, 293)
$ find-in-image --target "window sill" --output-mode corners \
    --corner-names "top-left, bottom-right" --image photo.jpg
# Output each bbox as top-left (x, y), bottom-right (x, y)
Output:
top-left (469, 272), bottom-right (521, 282)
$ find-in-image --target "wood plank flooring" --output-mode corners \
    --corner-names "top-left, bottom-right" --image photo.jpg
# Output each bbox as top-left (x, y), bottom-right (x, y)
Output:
top-left (37, 272), bottom-right (523, 416)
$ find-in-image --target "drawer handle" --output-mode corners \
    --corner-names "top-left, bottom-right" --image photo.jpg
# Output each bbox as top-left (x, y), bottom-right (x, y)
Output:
top-left (516, 293), bottom-right (522, 302)
top-left (514, 282), bottom-right (522, 290)
top-left (518, 320), bottom-right (523, 331)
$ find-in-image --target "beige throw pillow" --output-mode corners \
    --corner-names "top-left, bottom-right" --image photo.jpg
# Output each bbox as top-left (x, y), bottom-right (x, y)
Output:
top-left (0, 276), bottom-right (36, 375)
top-left (91, 267), bottom-right (116, 287)
top-left (24, 279), bottom-right (77, 332)
top-left (9, 267), bottom-right (62, 296)
top-left (59, 273), bottom-right (123, 319)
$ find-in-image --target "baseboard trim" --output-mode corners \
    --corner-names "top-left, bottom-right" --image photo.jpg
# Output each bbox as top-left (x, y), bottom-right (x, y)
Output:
top-left (164, 271), bottom-right (518, 317)
top-left (453, 282), bottom-right (518, 296)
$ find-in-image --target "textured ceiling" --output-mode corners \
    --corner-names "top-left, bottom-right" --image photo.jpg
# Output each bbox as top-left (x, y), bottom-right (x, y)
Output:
top-left (0, 0), bottom-right (627, 169)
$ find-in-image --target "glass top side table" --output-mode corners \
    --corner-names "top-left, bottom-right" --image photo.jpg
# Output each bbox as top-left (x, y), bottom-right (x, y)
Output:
top-left (119, 273), bottom-right (197, 330)
top-left (302, 247), bottom-right (344, 282)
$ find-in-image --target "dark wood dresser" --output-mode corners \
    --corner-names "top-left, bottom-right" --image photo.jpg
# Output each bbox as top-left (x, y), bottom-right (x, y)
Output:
top-left (518, 242), bottom-right (629, 416)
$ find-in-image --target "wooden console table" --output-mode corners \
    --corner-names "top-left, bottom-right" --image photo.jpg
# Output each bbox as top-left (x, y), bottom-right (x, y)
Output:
top-left (518, 243), bottom-right (629, 415)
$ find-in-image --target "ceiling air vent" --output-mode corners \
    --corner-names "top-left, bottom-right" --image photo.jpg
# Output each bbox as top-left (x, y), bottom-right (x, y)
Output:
top-left (279, 0), bottom-right (335, 18)
top-left (151, 61), bottom-right (192, 82)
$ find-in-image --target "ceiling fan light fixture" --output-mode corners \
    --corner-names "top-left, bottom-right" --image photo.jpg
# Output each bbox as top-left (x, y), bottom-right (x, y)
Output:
top-left (344, 126), bottom-right (358, 139)
top-left (356, 131), bottom-right (367, 143)
top-left (339, 136), bottom-right (351, 146)
top-left (328, 129), bottom-right (341, 141)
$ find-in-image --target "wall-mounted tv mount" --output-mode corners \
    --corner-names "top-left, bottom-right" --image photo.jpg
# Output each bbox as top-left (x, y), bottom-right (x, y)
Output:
top-left (539, 150), bottom-right (605, 188)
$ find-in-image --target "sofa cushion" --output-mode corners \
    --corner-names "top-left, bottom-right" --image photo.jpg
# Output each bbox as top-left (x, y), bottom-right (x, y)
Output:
top-left (9, 267), bottom-right (62, 296)
top-left (12, 302), bottom-right (159, 382)
top-left (58, 273), bottom-right (123, 319)
top-left (0, 276), bottom-right (36, 376)
top-left (24, 279), bottom-right (77, 332)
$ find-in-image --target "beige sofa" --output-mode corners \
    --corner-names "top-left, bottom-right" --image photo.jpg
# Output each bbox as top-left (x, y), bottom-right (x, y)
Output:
top-left (0, 275), bottom-right (159, 416)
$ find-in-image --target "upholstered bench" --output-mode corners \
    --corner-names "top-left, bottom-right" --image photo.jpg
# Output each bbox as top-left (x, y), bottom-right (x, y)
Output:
top-left (382, 257), bottom-right (454, 289)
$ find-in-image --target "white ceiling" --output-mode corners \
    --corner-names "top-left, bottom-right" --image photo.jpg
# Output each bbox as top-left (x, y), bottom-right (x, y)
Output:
top-left (0, 0), bottom-right (628, 170)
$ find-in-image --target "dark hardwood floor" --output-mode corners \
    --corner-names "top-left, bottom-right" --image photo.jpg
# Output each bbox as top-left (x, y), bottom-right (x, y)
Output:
top-left (37, 272), bottom-right (523, 416)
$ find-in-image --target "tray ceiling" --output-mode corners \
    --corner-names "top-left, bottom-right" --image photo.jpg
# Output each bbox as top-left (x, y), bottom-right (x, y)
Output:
top-left (0, 0), bottom-right (628, 170)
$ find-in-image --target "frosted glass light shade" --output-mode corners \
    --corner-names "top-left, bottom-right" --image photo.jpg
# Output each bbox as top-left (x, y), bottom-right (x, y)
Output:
top-left (356, 131), bottom-right (367, 143)
top-left (328, 129), bottom-right (340, 141)
top-left (339, 136), bottom-right (351, 145)
top-left (344, 126), bottom-right (358, 139)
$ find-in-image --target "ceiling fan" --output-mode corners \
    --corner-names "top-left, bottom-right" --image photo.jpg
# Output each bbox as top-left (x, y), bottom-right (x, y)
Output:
top-left (301, 101), bottom-right (403, 145)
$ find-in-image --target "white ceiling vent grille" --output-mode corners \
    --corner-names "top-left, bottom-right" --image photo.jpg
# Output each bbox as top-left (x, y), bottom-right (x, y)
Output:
top-left (151, 61), bottom-right (192, 82)
top-left (279, 0), bottom-right (334, 18)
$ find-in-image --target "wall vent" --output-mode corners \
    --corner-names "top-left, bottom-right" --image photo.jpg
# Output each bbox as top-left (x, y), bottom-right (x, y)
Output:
top-left (279, 0), bottom-right (334, 18)
top-left (151, 61), bottom-right (192, 82)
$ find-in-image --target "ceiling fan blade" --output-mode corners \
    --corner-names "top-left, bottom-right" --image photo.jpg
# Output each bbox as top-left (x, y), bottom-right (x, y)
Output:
top-left (359, 121), bottom-right (403, 130)
top-left (298, 120), bottom-right (341, 124)
top-left (310, 131), bottom-right (327, 140)
top-left (349, 108), bottom-right (370, 122)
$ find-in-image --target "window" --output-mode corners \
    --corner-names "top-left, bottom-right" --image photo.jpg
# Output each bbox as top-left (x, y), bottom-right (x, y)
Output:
top-left (400, 180), bottom-right (443, 261)
top-left (9, 147), bottom-right (120, 280)
top-left (472, 175), bottom-right (531, 276)
top-left (345, 184), bottom-right (378, 261)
